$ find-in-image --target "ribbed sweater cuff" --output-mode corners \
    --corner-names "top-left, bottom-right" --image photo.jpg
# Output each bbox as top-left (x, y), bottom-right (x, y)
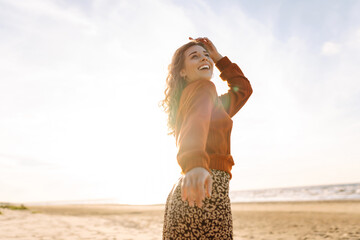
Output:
top-left (177, 150), bottom-right (211, 174)
top-left (208, 154), bottom-right (235, 179)
top-left (215, 56), bottom-right (232, 72)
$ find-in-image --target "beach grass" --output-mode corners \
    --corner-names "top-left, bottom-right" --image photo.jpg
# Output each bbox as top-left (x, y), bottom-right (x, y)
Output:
top-left (0, 203), bottom-right (28, 211)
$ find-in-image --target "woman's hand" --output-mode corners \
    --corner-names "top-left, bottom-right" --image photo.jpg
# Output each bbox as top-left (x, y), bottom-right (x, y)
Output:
top-left (181, 167), bottom-right (213, 208)
top-left (189, 37), bottom-right (223, 63)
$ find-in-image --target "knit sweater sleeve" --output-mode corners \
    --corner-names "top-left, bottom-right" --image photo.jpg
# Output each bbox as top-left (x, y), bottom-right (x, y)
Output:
top-left (176, 80), bottom-right (217, 174)
top-left (216, 56), bottom-right (253, 118)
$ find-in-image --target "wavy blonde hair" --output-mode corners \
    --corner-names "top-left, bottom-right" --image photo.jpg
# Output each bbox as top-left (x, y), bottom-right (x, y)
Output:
top-left (160, 41), bottom-right (207, 136)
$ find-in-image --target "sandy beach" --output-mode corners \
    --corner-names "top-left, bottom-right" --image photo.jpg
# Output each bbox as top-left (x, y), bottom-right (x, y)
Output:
top-left (1, 201), bottom-right (360, 240)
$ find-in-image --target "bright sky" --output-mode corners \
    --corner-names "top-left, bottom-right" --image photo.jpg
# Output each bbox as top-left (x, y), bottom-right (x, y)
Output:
top-left (1, 0), bottom-right (359, 205)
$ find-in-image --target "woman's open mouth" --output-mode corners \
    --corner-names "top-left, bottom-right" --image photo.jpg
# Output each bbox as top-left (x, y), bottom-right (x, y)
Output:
top-left (198, 64), bottom-right (210, 70)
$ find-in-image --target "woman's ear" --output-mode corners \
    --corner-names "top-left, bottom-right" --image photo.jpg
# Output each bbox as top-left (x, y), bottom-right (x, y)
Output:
top-left (180, 69), bottom-right (186, 78)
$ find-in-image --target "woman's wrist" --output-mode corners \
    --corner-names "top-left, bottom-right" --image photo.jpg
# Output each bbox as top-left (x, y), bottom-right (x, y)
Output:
top-left (212, 53), bottom-right (223, 63)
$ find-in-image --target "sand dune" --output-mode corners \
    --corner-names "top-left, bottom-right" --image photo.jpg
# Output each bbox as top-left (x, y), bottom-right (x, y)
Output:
top-left (1, 201), bottom-right (359, 239)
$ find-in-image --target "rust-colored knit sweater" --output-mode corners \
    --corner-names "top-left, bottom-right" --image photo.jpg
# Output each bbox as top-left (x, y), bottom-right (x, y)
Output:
top-left (175, 56), bottom-right (253, 178)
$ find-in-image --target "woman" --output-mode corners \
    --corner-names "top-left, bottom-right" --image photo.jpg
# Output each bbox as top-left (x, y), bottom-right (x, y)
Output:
top-left (161, 37), bottom-right (252, 239)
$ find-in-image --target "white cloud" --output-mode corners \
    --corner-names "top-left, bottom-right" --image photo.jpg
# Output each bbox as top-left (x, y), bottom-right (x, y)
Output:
top-left (1, 0), bottom-right (91, 26)
top-left (321, 41), bottom-right (341, 55)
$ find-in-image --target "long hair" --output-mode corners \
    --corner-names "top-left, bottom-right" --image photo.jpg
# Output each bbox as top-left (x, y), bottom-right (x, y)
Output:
top-left (160, 41), bottom-right (207, 136)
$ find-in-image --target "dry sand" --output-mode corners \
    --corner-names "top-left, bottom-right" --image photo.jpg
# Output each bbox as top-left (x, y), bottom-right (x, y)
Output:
top-left (1, 201), bottom-right (359, 240)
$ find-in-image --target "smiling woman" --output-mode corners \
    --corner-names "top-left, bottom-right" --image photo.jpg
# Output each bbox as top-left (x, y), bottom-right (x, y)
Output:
top-left (160, 37), bottom-right (253, 239)
top-left (179, 45), bottom-right (214, 82)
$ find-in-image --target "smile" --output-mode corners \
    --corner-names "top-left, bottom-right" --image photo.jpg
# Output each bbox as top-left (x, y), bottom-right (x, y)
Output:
top-left (198, 64), bottom-right (210, 70)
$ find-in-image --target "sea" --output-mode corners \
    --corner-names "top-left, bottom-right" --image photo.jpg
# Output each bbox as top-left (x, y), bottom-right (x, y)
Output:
top-left (230, 182), bottom-right (360, 203)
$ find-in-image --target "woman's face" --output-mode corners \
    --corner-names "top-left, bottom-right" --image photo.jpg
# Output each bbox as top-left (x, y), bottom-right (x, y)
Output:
top-left (180, 45), bottom-right (214, 83)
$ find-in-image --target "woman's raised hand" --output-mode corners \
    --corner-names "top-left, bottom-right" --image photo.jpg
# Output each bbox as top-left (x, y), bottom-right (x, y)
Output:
top-left (189, 37), bottom-right (223, 63)
top-left (181, 167), bottom-right (213, 208)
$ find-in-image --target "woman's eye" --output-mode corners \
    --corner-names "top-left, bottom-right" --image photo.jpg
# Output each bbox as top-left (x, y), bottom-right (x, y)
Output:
top-left (205, 54), bottom-right (210, 57)
top-left (191, 55), bottom-right (198, 59)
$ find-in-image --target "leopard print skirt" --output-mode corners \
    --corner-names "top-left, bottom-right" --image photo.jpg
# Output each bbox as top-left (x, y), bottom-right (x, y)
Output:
top-left (162, 169), bottom-right (233, 240)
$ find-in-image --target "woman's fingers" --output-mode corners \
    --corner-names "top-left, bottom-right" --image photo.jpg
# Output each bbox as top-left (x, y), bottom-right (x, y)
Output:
top-left (189, 37), bottom-right (213, 46)
top-left (181, 167), bottom-right (213, 207)
top-left (187, 181), bottom-right (195, 207)
top-left (195, 180), bottom-right (205, 208)
top-left (205, 175), bottom-right (213, 198)
top-left (190, 37), bottom-right (205, 44)
top-left (189, 36), bottom-right (221, 61)
top-left (181, 177), bottom-right (196, 204)
top-left (181, 178), bottom-right (188, 202)
top-left (182, 180), bottom-right (204, 207)
top-left (189, 36), bottom-right (207, 44)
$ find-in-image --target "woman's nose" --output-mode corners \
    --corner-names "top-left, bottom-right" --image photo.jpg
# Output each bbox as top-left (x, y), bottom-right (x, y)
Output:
top-left (201, 54), bottom-right (208, 61)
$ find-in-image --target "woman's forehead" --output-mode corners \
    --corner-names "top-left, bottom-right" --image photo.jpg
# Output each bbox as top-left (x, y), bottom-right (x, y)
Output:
top-left (184, 45), bottom-right (207, 56)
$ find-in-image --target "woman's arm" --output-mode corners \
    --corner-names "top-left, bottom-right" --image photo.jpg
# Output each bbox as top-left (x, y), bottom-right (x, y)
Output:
top-left (176, 81), bottom-right (216, 173)
top-left (176, 80), bottom-right (216, 208)
top-left (217, 57), bottom-right (253, 117)
top-left (190, 37), bottom-right (253, 117)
